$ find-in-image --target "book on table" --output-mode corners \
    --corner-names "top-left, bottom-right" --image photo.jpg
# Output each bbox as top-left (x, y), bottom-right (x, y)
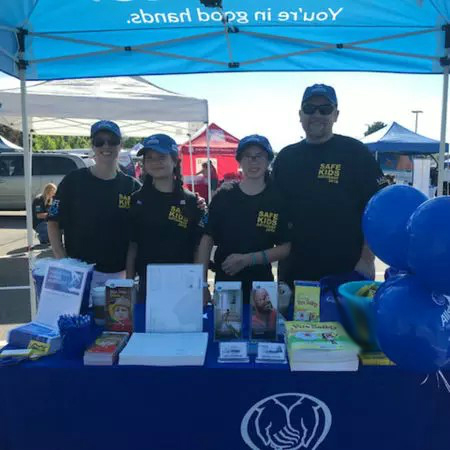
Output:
top-left (118, 332), bottom-right (208, 367)
top-left (83, 332), bottom-right (129, 366)
top-left (285, 321), bottom-right (360, 372)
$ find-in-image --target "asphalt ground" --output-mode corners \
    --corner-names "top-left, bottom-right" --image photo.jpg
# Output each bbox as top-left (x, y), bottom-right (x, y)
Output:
top-left (0, 211), bottom-right (388, 345)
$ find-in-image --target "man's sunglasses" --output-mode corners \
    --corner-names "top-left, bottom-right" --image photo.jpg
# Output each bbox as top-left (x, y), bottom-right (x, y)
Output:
top-left (302, 103), bottom-right (335, 115)
top-left (92, 136), bottom-right (121, 147)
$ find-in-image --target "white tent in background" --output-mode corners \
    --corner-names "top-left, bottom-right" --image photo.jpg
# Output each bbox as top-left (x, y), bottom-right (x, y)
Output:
top-left (0, 75), bottom-right (209, 319)
top-left (0, 76), bottom-right (208, 141)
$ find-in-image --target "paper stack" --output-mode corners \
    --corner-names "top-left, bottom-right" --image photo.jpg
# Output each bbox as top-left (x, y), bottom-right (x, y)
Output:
top-left (118, 332), bottom-right (208, 366)
top-left (83, 332), bottom-right (129, 366)
top-left (285, 321), bottom-right (360, 371)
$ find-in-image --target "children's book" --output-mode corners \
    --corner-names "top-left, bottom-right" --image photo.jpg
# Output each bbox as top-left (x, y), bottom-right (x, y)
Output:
top-left (285, 321), bottom-right (359, 371)
top-left (83, 332), bottom-right (129, 366)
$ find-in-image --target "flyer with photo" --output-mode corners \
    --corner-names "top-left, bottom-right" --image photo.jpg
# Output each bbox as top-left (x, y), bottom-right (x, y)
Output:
top-left (250, 281), bottom-right (278, 341)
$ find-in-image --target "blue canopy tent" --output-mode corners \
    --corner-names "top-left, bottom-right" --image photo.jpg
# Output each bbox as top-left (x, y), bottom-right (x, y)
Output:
top-left (362, 121), bottom-right (449, 154)
top-left (0, 0), bottom-right (449, 317)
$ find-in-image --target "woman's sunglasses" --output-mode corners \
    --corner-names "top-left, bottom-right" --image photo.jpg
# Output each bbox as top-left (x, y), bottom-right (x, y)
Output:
top-left (302, 103), bottom-right (335, 115)
top-left (92, 136), bottom-right (121, 147)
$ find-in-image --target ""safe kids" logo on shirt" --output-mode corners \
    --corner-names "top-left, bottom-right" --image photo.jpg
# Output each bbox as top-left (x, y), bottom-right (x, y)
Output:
top-left (317, 163), bottom-right (341, 184)
top-left (118, 194), bottom-right (131, 209)
top-left (256, 211), bottom-right (278, 233)
top-left (168, 206), bottom-right (188, 228)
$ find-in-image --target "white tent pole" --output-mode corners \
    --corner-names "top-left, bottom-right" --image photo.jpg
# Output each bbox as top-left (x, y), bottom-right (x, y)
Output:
top-left (206, 125), bottom-right (211, 203)
top-left (188, 135), bottom-right (195, 193)
top-left (437, 64), bottom-right (449, 196)
top-left (19, 63), bottom-right (37, 319)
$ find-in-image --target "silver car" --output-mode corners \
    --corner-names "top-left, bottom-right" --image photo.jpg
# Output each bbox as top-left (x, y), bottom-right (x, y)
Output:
top-left (0, 152), bottom-right (88, 210)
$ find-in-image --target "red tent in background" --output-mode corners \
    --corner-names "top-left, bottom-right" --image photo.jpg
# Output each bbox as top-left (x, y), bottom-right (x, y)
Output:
top-left (180, 122), bottom-right (240, 181)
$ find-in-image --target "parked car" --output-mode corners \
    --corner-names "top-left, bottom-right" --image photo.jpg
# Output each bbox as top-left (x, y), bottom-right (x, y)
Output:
top-left (0, 152), bottom-right (88, 210)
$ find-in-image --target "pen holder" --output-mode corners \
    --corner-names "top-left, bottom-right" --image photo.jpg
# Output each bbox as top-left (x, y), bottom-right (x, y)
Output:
top-left (58, 315), bottom-right (94, 359)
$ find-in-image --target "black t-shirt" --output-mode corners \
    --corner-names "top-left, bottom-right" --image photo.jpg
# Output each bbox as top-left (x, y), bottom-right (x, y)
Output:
top-left (129, 181), bottom-right (204, 280)
top-left (48, 168), bottom-right (141, 273)
top-left (272, 134), bottom-right (387, 282)
top-left (205, 182), bottom-right (292, 284)
top-left (32, 196), bottom-right (47, 229)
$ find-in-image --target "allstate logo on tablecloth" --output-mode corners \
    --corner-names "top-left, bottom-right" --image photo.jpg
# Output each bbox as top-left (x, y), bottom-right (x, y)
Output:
top-left (241, 393), bottom-right (332, 450)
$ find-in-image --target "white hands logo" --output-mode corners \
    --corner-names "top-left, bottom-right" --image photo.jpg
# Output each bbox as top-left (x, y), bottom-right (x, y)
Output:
top-left (241, 393), bottom-right (332, 450)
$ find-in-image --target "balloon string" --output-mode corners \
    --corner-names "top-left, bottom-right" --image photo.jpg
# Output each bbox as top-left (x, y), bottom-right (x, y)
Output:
top-left (420, 374), bottom-right (429, 385)
top-left (437, 371), bottom-right (450, 393)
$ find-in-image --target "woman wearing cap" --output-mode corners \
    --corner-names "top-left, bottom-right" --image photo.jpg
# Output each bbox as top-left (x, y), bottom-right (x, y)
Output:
top-left (48, 120), bottom-right (141, 292)
top-left (196, 135), bottom-right (291, 304)
top-left (126, 134), bottom-right (205, 302)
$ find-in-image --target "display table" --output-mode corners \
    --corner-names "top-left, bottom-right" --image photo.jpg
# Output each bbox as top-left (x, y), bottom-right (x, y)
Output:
top-left (0, 308), bottom-right (448, 450)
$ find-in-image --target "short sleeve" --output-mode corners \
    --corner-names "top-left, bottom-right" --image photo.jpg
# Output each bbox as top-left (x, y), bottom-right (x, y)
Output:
top-left (356, 145), bottom-right (389, 208)
top-left (203, 190), bottom-right (224, 240)
top-left (47, 174), bottom-right (70, 225)
top-left (188, 197), bottom-right (206, 246)
top-left (128, 194), bottom-right (141, 243)
top-left (274, 196), bottom-right (293, 245)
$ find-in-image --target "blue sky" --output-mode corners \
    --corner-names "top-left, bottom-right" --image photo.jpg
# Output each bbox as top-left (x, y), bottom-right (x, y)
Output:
top-left (145, 71), bottom-right (448, 152)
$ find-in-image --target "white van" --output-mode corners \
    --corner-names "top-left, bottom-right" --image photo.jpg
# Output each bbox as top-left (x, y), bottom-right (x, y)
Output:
top-left (0, 152), bottom-right (87, 210)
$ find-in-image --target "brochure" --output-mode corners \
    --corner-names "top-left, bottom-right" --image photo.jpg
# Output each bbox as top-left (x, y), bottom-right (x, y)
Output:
top-left (213, 282), bottom-right (243, 341)
top-left (250, 281), bottom-right (278, 341)
top-left (294, 281), bottom-right (320, 321)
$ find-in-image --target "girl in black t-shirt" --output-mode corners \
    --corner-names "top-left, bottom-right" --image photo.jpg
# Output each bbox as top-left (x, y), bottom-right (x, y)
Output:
top-left (126, 134), bottom-right (204, 303)
top-left (197, 135), bottom-right (291, 303)
top-left (32, 183), bottom-right (56, 244)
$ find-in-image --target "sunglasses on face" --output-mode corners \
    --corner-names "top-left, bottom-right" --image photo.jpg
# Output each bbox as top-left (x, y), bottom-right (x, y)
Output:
top-left (302, 103), bottom-right (335, 115)
top-left (92, 136), bottom-right (121, 147)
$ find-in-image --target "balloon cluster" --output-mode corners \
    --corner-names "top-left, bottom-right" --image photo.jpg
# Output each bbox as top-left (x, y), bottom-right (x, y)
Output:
top-left (363, 185), bottom-right (450, 373)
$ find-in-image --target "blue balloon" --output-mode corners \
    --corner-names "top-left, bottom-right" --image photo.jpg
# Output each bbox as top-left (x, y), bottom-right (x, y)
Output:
top-left (374, 275), bottom-right (450, 373)
top-left (363, 185), bottom-right (428, 270)
top-left (407, 196), bottom-right (450, 294)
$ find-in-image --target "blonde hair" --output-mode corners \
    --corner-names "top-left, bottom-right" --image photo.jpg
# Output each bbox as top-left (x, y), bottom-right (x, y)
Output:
top-left (42, 183), bottom-right (57, 207)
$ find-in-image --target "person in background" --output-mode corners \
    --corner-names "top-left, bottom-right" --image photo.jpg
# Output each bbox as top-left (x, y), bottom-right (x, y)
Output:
top-left (196, 135), bottom-right (291, 304)
top-left (126, 134), bottom-right (205, 303)
top-left (196, 160), bottom-right (219, 192)
top-left (32, 183), bottom-right (56, 244)
top-left (273, 84), bottom-right (388, 285)
top-left (48, 120), bottom-right (141, 293)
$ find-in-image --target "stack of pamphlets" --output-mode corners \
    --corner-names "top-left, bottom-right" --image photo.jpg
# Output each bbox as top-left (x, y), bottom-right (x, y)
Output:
top-left (83, 332), bottom-right (129, 366)
top-left (285, 321), bottom-right (360, 371)
top-left (118, 332), bottom-right (208, 366)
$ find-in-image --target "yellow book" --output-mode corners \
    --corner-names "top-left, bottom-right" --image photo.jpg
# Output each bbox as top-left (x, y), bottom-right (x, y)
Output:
top-left (359, 352), bottom-right (395, 366)
top-left (294, 281), bottom-right (320, 321)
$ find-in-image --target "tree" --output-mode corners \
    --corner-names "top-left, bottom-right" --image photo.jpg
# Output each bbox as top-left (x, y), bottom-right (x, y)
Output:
top-left (364, 121), bottom-right (387, 136)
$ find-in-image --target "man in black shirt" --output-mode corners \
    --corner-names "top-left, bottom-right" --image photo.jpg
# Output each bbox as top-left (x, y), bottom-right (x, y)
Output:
top-left (273, 84), bottom-right (388, 283)
top-left (48, 120), bottom-right (141, 289)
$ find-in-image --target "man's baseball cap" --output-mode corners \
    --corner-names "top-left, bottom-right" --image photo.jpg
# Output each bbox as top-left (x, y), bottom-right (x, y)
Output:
top-left (236, 134), bottom-right (274, 161)
top-left (90, 120), bottom-right (122, 138)
top-left (302, 84), bottom-right (338, 106)
top-left (137, 134), bottom-right (179, 157)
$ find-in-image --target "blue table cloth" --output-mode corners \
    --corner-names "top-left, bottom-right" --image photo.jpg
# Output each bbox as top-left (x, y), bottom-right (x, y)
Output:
top-left (0, 304), bottom-right (449, 450)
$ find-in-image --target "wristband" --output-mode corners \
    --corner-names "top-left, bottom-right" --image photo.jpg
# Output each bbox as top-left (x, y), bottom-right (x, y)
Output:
top-left (261, 250), bottom-right (269, 265)
top-left (251, 253), bottom-right (257, 266)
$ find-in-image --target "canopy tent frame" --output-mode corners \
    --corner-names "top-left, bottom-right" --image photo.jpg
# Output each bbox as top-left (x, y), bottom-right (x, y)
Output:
top-left (1, 25), bottom-right (443, 70)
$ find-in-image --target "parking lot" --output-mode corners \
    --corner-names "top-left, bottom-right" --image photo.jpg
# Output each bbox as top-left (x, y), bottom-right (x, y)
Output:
top-left (0, 211), bottom-right (53, 343)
